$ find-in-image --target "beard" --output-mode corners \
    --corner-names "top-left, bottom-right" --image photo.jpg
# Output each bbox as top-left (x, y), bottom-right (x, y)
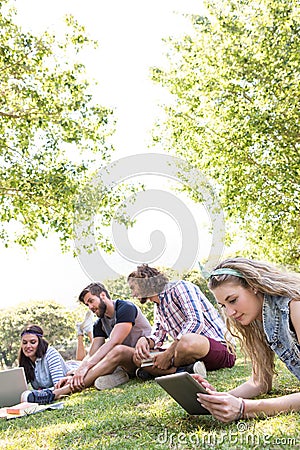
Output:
top-left (96, 299), bottom-right (107, 318)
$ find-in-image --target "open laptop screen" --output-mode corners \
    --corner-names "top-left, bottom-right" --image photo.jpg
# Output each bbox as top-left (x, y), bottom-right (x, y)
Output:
top-left (0, 367), bottom-right (28, 407)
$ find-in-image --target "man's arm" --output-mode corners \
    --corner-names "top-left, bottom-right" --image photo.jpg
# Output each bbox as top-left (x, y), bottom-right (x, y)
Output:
top-left (71, 336), bottom-right (104, 368)
top-left (84, 322), bottom-right (133, 370)
top-left (148, 306), bottom-right (167, 347)
top-left (85, 336), bottom-right (105, 357)
top-left (66, 337), bottom-right (105, 373)
top-left (56, 337), bottom-right (105, 388)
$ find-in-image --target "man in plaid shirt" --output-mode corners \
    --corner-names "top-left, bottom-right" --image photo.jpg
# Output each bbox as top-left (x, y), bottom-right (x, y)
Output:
top-left (128, 264), bottom-right (235, 379)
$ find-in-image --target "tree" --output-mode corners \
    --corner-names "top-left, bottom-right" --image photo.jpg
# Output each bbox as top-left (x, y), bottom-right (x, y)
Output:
top-left (0, 1), bottom-right (118, 250)
top-left (152, 0), bottom-right (300, 269)
top-left (0, 300), bottom-right (84, 368)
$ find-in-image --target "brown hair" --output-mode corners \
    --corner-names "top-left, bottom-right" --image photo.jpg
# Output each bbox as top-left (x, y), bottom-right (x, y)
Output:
top-left (79, 282), bottom-right (111, 303)
top-left (18, 324), bottom-right (48, 383)
top-left (127, 264), bottom-right (169, 303)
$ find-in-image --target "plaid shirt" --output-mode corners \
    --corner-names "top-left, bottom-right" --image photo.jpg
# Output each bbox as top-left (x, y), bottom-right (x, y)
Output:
top-left (149, 280), bottom-right (233, 347)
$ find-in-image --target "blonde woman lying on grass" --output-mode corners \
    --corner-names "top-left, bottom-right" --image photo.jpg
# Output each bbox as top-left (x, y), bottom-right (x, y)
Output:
top-left (195, 257), bottom-right (300, 422)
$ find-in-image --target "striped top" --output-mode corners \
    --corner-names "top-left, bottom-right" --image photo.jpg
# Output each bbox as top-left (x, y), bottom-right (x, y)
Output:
top-left (31, 346), bottom-right (80, 389)
top-left (149, 280), bottom-right (234, 347)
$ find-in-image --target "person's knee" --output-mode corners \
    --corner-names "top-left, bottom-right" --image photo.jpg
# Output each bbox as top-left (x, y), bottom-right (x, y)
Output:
top-left (109, 345), bottom-right (134, 365)
top-left (176, 334), bottom-right (209, 359)
top-left (176, 335), bottom-right (192, 355)
top-left (108, 345), bottom-right (125, 362)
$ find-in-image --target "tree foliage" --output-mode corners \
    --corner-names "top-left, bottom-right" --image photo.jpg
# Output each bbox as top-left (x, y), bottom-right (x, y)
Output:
top-left (0, 300), bottom-right (84, 368)
top-left (152, 0), bottom-right (300, 269)
top-left (0, 1), bottom-right (118, 250)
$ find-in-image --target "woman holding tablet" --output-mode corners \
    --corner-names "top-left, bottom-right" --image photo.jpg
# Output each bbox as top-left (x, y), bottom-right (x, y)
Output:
top-left (196, 257), bottom-right (300, 422)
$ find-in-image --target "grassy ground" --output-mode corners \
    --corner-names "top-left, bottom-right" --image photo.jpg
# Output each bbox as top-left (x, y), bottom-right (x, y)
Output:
top-left (1, 350), bottom-right (300, 450)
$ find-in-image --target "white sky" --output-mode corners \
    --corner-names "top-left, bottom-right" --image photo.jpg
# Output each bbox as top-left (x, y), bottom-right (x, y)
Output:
top-left (0, 0), bottom-right (212, 310)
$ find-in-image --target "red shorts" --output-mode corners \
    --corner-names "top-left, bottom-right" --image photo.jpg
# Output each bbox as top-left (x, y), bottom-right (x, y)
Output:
top-left (201, 337), bottom-right (236, 371)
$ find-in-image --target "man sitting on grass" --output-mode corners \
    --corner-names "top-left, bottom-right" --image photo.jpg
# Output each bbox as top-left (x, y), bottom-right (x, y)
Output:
top-left (128, 264), bottom-right (236, 380)
top-left (21, 282), bottom-right (152, 404)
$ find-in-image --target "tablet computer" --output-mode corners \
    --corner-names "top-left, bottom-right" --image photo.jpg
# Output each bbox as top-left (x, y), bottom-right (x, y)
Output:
top-left (155, 372), bottom-right (210, 415)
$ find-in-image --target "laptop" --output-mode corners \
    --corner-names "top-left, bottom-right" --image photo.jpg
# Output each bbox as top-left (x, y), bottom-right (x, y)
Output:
top-left (0, 367), bottom-right (28, 408)
top-left (155, 372), bottom-right (211, 415)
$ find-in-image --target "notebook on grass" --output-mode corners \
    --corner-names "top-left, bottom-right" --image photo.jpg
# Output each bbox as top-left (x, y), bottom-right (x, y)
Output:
top-left (155, 372), bottom-right (211, 415)
top-left (0, 367), bottom-right (28, 408)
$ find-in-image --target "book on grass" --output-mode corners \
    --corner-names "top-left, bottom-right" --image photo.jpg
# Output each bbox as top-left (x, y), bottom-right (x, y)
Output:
top-left (6, 402), bottom-right (38, 415)
top-left (0, 401), bottom-right (64, 419)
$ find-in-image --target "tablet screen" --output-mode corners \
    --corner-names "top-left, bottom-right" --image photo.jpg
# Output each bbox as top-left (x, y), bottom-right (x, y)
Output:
top-left (155, 372), bottom-right (210, 415)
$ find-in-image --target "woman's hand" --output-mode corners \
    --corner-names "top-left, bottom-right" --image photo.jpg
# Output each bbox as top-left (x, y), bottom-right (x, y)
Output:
top-left (192, 374), bottom-right (216, 392)
top-left (197, 390), bottom-right (244, 423)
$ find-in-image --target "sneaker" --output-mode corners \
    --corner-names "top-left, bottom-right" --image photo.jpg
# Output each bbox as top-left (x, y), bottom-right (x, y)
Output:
top-left (193, 361), bottom-right (207, 378)
top-left (176, 361), bottom-right (207, 378)
top-left (94, 367), bottom-right (129, 391)
top-left (81, 310), bottom-right (94, 334)
top-left (76, 310), bottom-right (94, 336)
top-left (21, 389), bottom-right (55, 405)
top-left (135, 368), bottom-right (155, 381)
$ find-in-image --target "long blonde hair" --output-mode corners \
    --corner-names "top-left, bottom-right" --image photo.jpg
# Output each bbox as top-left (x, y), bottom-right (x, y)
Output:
top-left (208, 257), bottom-right (300, 388)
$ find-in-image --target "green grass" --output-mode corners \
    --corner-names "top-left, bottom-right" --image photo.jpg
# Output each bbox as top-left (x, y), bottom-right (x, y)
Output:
top-left (1, 351), bottom-right (300, 450)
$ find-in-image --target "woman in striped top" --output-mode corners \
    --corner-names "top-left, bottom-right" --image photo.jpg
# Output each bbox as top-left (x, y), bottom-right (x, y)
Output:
top-left (18, 324), bottom-right (80, 390)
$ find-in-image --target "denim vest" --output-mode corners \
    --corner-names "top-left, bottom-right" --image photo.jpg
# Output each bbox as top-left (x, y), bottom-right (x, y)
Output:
top-left (262, 294), bottom-right (300, 380)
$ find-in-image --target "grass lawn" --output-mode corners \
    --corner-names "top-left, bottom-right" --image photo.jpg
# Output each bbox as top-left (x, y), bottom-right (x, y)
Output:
top-left (1, 349), bottom-right (300, 450)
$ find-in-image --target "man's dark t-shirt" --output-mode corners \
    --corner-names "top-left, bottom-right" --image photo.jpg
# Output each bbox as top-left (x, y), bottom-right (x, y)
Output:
top-left (93, 299), bottom-right (152, 347)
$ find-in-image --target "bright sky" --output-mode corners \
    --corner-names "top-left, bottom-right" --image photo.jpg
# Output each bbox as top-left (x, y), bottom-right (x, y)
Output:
top-left (0, 0), bottom-right (211, 310)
